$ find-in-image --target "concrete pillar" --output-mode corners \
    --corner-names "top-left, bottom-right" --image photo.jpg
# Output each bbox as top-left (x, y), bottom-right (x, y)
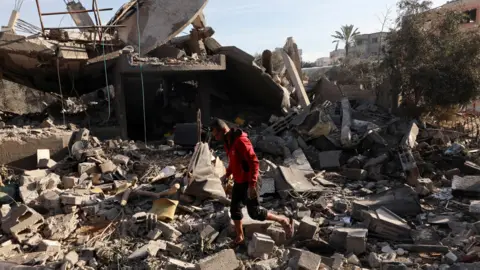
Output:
top-left (281, 51), bottom-right (310, 108)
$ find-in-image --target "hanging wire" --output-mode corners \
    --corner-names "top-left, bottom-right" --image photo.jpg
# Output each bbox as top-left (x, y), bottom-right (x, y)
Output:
top-left (101, 36), bottom-right (111, 124)
top-left (56, 58), bottom-right (66, 127)
top-left (14, 0), bottom-right (25, 11)
top-left (136, 1), bottom-right (148, 146)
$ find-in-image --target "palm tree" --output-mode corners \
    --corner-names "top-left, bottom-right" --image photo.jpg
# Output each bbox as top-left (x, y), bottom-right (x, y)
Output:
top-left (331, 25), bottom-right (360, 56)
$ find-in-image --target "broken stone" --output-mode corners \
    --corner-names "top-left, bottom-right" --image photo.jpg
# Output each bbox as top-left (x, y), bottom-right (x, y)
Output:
top-left (402, 122), bottom-right (419, 148)
top-left (200, 225), bottom-right (219, 245)
top-left (99, 160), bottom-right (117, 174)
top-left (112, 154), bottom-right (130, 166)
top-left (329, 228), bottom-right (367, 255)
top-left (43, 213), bottom-right (78, 240)
top-left (248, 233), bottom-right (275, 258)
top-left (39, 190), bottom-right (61, 212)
top-left (166, 241), bottom-right (184, 255)
top-left (64, 250), bottom-right (79, 265)
top-left (333, 198), bottom-right (348, 213)
top-left (38, 239), bottom-right (61, 253)
top-left (341, 168), bottom-right (367, 181)
top-left (289, 249), bottom-right (322, 270)
top-left (157, 221), bottom-right (182, 241)
top-left (38, 159), bottom-right (56, 169)
top-left (1, 204), bottom-right (44, 243)
top-left (267, 225), bottom-right (286, 245)
top-left (25, 233), bottom-right (42, 247)
top-left (78, 162), bottom-right (97, 175)
top-left (147, 228), bottom-right (162, 240)
top-left (163, 256), bottom-right (196, 269)
top-left (368, 252), bottom-right (381, 268)
top-left (36, 149), bottom-right (50, 168)
top-left (362, 207), bottom-right (411, 241)
top-left (297, 216), bottom-right (318, 240)
top-left (82, 204), bottom-right (99, 216)
top-left (444, 251), bottom-right (458, 264)
top-left (61, 194), bottom-right (86, 205)
top-left (195, 249), bottom-right (240, 270)
top-left (128, 240), bottom-right (166, 260)
top-left (62, 176), bottom-right (78, 189)
top-left (445, 168), bottom-right (461, 180)
top-left (452, 175), bottom-right (480, 197)
top-left (469, 201), bottom-right (480, 214)
top-left (40, 118), bottom-right (54, 129)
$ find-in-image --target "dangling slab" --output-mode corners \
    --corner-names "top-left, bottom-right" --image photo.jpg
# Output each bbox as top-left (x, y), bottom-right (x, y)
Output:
top-left (110, 0), bottom-right (208, 55)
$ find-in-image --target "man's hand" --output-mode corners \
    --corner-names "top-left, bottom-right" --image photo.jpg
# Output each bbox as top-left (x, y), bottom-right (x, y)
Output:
top-left (248, 184), bottom-right (258, 200)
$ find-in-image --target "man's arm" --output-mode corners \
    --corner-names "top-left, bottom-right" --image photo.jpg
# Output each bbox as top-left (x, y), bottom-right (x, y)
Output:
top-left (237, 137), bottom-right (259, 187)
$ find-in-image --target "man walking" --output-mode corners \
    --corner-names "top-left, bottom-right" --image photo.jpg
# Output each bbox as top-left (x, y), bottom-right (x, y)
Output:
top-left (210, 118), bottom-right (293, 245)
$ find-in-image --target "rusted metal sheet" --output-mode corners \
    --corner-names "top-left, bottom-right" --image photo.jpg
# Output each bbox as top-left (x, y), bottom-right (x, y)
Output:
top-left (110, 0), bottom-right (208, 55)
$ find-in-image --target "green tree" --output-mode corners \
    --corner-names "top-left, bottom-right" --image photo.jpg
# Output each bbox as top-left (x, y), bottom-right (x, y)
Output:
top-left (331, 25), bottom-right (360, 56)
top-left (385, 0), bottom-right (480, 110)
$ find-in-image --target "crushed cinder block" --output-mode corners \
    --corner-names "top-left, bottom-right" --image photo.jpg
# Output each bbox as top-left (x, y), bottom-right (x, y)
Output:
top-left (1, 204), bottom-right (44, 243)
top-left (195, 249), bottom-right (240, 270)
top-left (113, 154), bottom-right (130, 166)
top-left (362, 207), bottom-right (411, 241)
top-left (297, 216), bottom-right (318, 240)
top-left (38, 173), bottom-right (60, 191)
top-left (200, 225), bottom-right (219, 245)
top-left (78, 162), bottom-right (98, 175)
top-left (318, 151), bottom-right (342, 169)
top-left (329, 228), bottom-right (368, 255)
top-left (99, 160), bottom-right (117, 174)
top-left (157, 221), bottom-right (182, 241)
top-left (289, 249), bottom-right (322, 270)
top-left (62, 176), bottom-right (78, 189)
top-left (128, 240), bottom-right (166, 260)
top-left (248, 232), bottom-right (275, 258)
top-left (43, 213), bottom-right (79, 240)
top-left (38, 239), bottom-right (61, 253)
top-left (25, 233), bottom-right (42, 246)
top-left (341, 168), bottom-right (367, 181)
top-left (267, 225), bottom-right (286, 245)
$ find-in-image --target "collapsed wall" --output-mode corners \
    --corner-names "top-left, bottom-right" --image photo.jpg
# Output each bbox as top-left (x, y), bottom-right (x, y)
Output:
top-left (0, 80), bottom-right (58, 115)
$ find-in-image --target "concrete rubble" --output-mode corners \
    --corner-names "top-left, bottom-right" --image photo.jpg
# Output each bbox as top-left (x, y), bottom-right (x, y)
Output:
top-left (0, 1), bottom-right (480, 270)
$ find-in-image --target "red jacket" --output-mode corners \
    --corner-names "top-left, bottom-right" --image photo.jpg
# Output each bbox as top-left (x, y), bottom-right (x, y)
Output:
top-left (224, 129), bottom-right (259, 187)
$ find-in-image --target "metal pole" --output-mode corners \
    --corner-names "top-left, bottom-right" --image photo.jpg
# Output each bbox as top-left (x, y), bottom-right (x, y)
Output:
top-left (34, 0), bottom-right (45, 36)
top-left (41, 8), bottom-right (112, 16)
top-left (92, 0), bottom-right (103, 42)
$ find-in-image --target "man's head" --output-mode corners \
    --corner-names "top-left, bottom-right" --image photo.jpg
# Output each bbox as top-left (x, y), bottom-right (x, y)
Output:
top-left (210, 118), bottom-right (230, 141)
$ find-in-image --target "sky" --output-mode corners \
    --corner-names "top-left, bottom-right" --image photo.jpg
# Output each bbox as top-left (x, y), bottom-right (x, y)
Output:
top-left (1, 0), bottom-right (447, 62)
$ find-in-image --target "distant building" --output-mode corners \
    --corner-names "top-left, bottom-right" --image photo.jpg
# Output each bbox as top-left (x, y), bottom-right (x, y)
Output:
top-left (330, 49), bottom-right (346, 64)
top-left (349, 32), bottom-right (388, 59)
top-left (315, 57), bottom-right (331, 67)
top-left (426, 0), bottom-right (480, 31)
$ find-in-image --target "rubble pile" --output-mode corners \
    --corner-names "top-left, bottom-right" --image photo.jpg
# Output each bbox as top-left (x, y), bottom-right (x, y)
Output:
top-left (0, 95), bottom-right (479, 269)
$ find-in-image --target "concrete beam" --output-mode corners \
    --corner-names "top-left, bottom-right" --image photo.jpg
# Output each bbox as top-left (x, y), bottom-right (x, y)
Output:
top-left (281, 51), bottom-right (310, 108)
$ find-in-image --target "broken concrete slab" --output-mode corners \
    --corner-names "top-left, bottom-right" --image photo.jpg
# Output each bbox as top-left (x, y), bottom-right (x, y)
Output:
top-left (452, 175), bottom-right (480, 197)
top-left (281, 50), bottom-right (310, 108)
top-left (38, 239), bottom-right (61, 253)
top-left (276, 166), bottom-right (323, 193)
top-left (199, 225), bottom-right (219, 245)
top-left (352, 186), bottom-right (422, 220)
top-left (362, 207), bottom-right (411, 241)
top-left (195, 248), bottom-right (240, 270)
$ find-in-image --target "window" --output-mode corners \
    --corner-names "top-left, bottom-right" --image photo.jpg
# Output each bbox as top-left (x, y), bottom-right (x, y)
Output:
top-left (356, 40), bottom-right (364, 45)
top-left (372, 37), bottom-right (379, 44)
top-left (463, 9), bottom-right (477, 23)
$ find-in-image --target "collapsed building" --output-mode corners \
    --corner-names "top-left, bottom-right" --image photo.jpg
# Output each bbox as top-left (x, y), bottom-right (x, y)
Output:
top-left (0, 0), bottom-right (291, 141)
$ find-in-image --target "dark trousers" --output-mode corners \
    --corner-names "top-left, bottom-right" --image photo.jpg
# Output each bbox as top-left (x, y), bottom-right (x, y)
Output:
top-left (230, 182), bottom-right (267, 221)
